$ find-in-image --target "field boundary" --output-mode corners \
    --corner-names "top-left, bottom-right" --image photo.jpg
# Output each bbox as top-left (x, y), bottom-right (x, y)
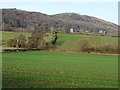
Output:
top-left (55, 49), bottom-right (118, 56)
top-left (2, 48), bottom-right (44, 52)
top-left (2, 48), bottom-right (118, 56)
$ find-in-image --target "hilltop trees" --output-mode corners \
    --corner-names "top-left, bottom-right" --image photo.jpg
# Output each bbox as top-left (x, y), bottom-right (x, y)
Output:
top-left (2, 9), bottom-right (118, 36)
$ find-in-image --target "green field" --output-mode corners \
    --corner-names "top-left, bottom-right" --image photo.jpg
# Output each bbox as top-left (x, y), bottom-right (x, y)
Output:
top-left (57, 34), bottom-right (118, 51)
top-left (1, 31), bottom-right (118, 88)
top-left (1, 31), bottom-right (118, 52)
top-left (2, 51), bottom-right (118, 88)
top-left (1, 31), bottom-right (30, 48)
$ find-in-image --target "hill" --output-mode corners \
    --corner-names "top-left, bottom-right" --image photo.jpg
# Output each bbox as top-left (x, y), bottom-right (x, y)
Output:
top-left (2, 8), bottom-right (118, 36)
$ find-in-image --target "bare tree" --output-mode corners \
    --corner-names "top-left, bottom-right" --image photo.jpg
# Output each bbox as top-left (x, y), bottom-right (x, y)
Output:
top-left (27, 26), bottom-right (46, 49)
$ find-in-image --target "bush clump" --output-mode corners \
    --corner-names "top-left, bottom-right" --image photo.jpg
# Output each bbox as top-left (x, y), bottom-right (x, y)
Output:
top-left (7, 34), bottom-right (26, 48)
top-left (77, 39), bottom-right (118, 54)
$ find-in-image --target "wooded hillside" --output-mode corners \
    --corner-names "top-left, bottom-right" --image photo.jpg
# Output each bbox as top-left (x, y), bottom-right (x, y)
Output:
top-left (2, 8), bottom-right (118, 36)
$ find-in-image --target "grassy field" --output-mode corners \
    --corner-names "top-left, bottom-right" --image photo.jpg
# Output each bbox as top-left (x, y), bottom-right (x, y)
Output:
top-left (2, 51), bottom-right (118, 88)
top-left (1, 31), bottom-right (30, 48)
top-left (1, 31), bottom-right (118, 51)
top-left (2, 31), bottom-right (118, 88)
top-left (56, 34), bottom-right (118, 51)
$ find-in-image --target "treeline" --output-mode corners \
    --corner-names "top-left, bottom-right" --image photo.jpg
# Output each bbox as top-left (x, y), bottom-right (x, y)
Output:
top-left (2, 9), bottom-right (118, 36)
top-left (7, 27), bottom-right (57, 50)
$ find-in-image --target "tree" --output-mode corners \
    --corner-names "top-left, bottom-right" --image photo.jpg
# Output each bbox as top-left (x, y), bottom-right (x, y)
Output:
top-left (27, 26), bottom-right (46, 49)
top-left (16, 34), bottom-right (26, 48)
top-left (51, 31), bottom-right (58, 45)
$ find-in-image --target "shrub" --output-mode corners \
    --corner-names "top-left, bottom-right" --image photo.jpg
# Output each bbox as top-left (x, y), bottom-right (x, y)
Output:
top-left (77, 39), bottom-right (94, 53)
top-left (77, 39), bottom-right (118, 54)
top-left (7, 38), bottom-right (17, 47)
top-left (17, 34), bottom-right (26, 48)
top-left (7, 34), bottom-right (26, 48)
top-left (95, 43), bottom-right (118, 54)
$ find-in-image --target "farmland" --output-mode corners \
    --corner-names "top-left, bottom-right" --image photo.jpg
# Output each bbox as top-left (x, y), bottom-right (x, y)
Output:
top-left (1, 31), bottom-right (118, 52)
top-left (1, 31), bottom-right (30, 48)
top-left (1, 7), bottom-right (119, 89)
top-left (2, 51), bottom-right (118, 88)
top-left (1, 31), bottom-right (118, 88)
top-left (56, 34), bottom-right (118, 52)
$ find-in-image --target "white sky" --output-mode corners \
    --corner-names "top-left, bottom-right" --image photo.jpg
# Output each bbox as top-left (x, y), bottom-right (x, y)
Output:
top-left (0, 0), bottom-right (119, 2)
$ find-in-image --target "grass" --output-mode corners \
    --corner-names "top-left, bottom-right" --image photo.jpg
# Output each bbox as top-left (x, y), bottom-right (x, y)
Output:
top-left (2, 51), bottom-right (118, 88)
top-left (1, 31), bottom-right (31, 48)
top-left (1, 31), bottom-right (118, 52)
top-left (2, 31), bottom-right (118, 88)
top-left (1, 31), bottom-right (31, 41)
top-left (57, 34), bottom-right (118, 52)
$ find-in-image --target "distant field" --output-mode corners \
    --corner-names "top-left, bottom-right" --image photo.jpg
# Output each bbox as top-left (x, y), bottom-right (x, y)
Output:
top-left (1, 31), bottom-right (30, 48)
top-left (1, 31), bottom-right (31, 41)
top-left (57, 34), bottom-right (118, 51)
top-left (1, 31), bottom-right (118, 52)
top-left (2, 51), bottom-right (118, 88)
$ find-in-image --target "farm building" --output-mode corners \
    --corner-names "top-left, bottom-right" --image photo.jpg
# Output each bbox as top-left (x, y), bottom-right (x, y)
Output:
top-left (70, 27), bottom-right (80, 33)
top-left (98, 30), bottom-right (107, 34)
top-left (70, 28), bottom-right (74, 33)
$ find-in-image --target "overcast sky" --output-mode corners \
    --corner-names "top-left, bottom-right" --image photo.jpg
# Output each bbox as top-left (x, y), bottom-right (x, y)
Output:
top-left (1, 0), bottom-right (119, 24)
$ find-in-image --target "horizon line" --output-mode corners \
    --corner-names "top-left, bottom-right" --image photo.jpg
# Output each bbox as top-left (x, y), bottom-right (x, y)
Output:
top-left (2, 8), bottom-right (118, 25)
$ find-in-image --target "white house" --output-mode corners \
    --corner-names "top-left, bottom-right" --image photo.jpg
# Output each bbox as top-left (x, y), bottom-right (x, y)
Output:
top-left (85, 30), bottom-right (89, 33)
top-left (99, 30), bottom-right (103, 34)
top-left (98, 30), bottom-right (107, 34)
top-left (70, 28), bottom-right (74, 33)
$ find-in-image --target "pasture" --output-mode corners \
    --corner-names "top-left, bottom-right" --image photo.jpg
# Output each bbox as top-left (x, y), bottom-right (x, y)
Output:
top-left (1, 31), bottom-right (118, 88)
top-left (2, 51), bottom-right (118, 88)
top-left (56, 34), bottom-right (118, 52)
top-left (1, 31), bottom-right (118, 52)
